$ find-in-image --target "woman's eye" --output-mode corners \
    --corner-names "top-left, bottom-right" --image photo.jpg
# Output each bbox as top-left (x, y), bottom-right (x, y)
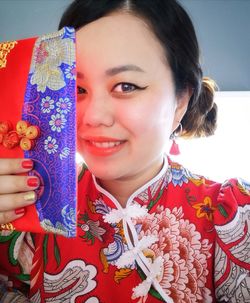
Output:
top-left (77, 86), bottom-right (87, 95)
top-left (113, 83), bottom-right (144, 93)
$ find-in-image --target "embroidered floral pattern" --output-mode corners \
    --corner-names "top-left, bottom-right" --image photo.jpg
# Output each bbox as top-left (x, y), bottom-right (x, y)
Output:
top-left (134, 206), bottom-right (213, 302)
top-left (61, 205), bottom-right (77, 237)
top-left (49, 113), bottom-right (67, 133)
top-left (30, 31), bottom-right (75, 93)
top-left (22, 27), bottom-right (77, 236)
top-left (168, 163), bottom-right (189, 187)
top-left (169, 162), bottom-right (204, 187)
top-left (192, 197), bottom-right (216, 221)
top-left (40, 205), bottom-right (76, 237)
top-left (65, 63), bottom-right (76, 81)
top-left (56, 97), bottom-right (72, 114)
top-left (91, 197), bottom-right (133, 273)
top-left (44, 136), bottom-right (58, 154)
top-left (41, 96), bottom-right (55, 113)
top-left (78, 212), bottom-right (106, 244)
top-left (59, 147), bottom-right (70, 160)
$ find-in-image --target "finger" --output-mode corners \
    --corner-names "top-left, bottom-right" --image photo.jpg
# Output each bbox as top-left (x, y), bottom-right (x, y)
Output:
top-left (0, 209), bottom-right (26, 225)
top-left (0, 191), bottom-right (36, 212)
top-left (0, 158), bottom-right (34, 175)
top-left (0, 176), bottom-right (40, 194)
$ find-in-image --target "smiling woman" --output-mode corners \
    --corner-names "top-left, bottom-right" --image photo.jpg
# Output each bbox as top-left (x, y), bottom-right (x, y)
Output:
top-left (76, 12), bottom-right (186, 194)
top-left (0, 0), bottom-right (249, 303)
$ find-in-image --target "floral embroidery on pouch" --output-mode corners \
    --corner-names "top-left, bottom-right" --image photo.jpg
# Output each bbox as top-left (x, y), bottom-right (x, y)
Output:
top-left (41, 96), bottom-right (55, 113)
top-left (22, 27), bottom-right (77, 237)
top-left (30, 32), bottom-right (75, 93)
top-left (56, 97), bottom-right (72, 114)
top-left (44, 136), bottom-right (58, 154)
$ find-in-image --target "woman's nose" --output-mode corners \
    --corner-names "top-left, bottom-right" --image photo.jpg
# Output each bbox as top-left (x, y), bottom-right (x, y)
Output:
top-left (80, 95), bottom-right (114, 127)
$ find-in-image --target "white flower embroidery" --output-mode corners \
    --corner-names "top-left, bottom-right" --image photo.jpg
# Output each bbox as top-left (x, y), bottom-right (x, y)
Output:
top-left (56, 97), bottom-right (72, 114)
top-left (49, 113), bottom-right (67, 133)
top-left (44, 136), bottom-right (58, 154)
top-left (59, 147), bottom-right (71, 160)
top-left (65, 64), bottom-right (76, 81)
top-left (41, 96), bottom-right (55, 113)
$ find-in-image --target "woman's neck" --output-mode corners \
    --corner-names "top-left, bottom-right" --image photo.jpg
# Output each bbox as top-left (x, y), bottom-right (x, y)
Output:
top-left (98, 158), bottom-right (165, 207)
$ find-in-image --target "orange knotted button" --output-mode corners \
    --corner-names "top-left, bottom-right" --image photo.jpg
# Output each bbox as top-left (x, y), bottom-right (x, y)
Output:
top-left (25, 125), bottom-right (40, 139)
top-left (2, 131), bottom-right (20, 149)
top-left (16, 120), bottom-right (29, 135)
top-left (20, 137), bottom-right (34, 151)
top-left (0, 120), bottom-right (40, 151)
top-left (0, 121), bottom-right (13, 134)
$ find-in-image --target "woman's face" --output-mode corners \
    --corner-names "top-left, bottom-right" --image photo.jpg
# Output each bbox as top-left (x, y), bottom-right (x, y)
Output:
top-left (76, 12), bottom-right (188, 182)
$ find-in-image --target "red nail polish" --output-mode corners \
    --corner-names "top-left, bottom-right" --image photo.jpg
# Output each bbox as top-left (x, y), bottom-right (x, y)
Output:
top-left (15, 208), bottom-right (25, 215)
top-left (21, 160), bottom-right (33, 169)
top-left (27, 177), bottom-right (39, 187)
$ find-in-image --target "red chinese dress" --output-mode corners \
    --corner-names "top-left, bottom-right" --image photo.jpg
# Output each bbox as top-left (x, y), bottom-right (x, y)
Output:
top-left (0, 158), bottom-right (250, 302)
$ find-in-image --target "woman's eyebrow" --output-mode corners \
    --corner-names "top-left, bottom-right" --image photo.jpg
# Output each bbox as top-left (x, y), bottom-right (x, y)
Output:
top-left (76, 65), bottom-right (145, 79)
top-left (105, 64), bottom-right (145, 76)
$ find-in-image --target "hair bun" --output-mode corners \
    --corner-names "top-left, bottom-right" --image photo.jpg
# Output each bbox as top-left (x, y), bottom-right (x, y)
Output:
top-left (181, 77), bottom-right (218, 138)
top-left (199, 77), bottom-right (218, 114)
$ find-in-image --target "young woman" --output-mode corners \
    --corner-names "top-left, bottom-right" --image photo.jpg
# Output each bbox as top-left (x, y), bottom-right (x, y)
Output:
top-left (0, 0), bottom-right (249, 302)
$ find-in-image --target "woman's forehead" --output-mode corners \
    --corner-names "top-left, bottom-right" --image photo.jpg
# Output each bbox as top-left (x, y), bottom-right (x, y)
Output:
top-left (76, 13), bottom-right (165, 61)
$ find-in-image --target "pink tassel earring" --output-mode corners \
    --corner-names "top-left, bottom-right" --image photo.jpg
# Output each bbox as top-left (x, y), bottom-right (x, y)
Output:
top-left (169, 123), bottom-right (182, 156)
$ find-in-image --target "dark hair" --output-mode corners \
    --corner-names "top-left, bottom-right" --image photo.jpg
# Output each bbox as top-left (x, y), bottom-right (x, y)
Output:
top-left (59, 0), bottom-right (217, 138)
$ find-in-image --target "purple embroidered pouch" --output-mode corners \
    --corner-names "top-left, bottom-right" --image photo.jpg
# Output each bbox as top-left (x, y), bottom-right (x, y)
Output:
top-left (0, 27), bottom-right (77, 237)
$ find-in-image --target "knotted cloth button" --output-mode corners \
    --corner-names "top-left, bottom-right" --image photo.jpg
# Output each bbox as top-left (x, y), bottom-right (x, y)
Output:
top-left (103, 204), bottom-right (148, 224)
top-left (25, 125), bottom-right (40, 139)
top-left (20, 137), bottom-right (34, 151)
top-left (16, 120), bottom-right (29, 135)
top-left (0, 121), bottom-right (13, 134)
top-left (2, 131), bottom-right (20, 149)
top-left (0, 120), bottom-right (40, 150)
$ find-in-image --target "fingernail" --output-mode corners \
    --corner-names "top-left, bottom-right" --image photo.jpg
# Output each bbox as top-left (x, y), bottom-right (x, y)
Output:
top-left (27, 177), bottom-right (39, 187)
top-left (24, 191), bottom-right (36, 202)
top-left (15, 208), bottom-right (25, 215)
top-left (22, 159), bottom-right (33, 169)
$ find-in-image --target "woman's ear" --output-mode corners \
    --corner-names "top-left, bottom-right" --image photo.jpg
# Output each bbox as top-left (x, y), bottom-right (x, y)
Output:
top-left (171, 87), bottom-right (192, 132)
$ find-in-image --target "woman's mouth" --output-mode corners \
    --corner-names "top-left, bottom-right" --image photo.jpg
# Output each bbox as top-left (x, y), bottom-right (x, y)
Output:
top-left (83, 137), bottom-right (126, 156)
top-left (90, 141), bottom-right (122, 148)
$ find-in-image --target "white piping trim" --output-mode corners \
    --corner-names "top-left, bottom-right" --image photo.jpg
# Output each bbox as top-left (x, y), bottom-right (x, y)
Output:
top-left (92, 156), bottom-right (168, 209)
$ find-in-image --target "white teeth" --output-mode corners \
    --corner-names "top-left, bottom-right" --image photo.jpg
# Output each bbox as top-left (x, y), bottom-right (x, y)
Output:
top-left (91, 141), bottom-right (122, 148)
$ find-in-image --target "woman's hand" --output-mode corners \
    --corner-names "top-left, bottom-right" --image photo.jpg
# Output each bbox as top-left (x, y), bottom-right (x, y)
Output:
top-left (0, 158), bottom-right (39, 224)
